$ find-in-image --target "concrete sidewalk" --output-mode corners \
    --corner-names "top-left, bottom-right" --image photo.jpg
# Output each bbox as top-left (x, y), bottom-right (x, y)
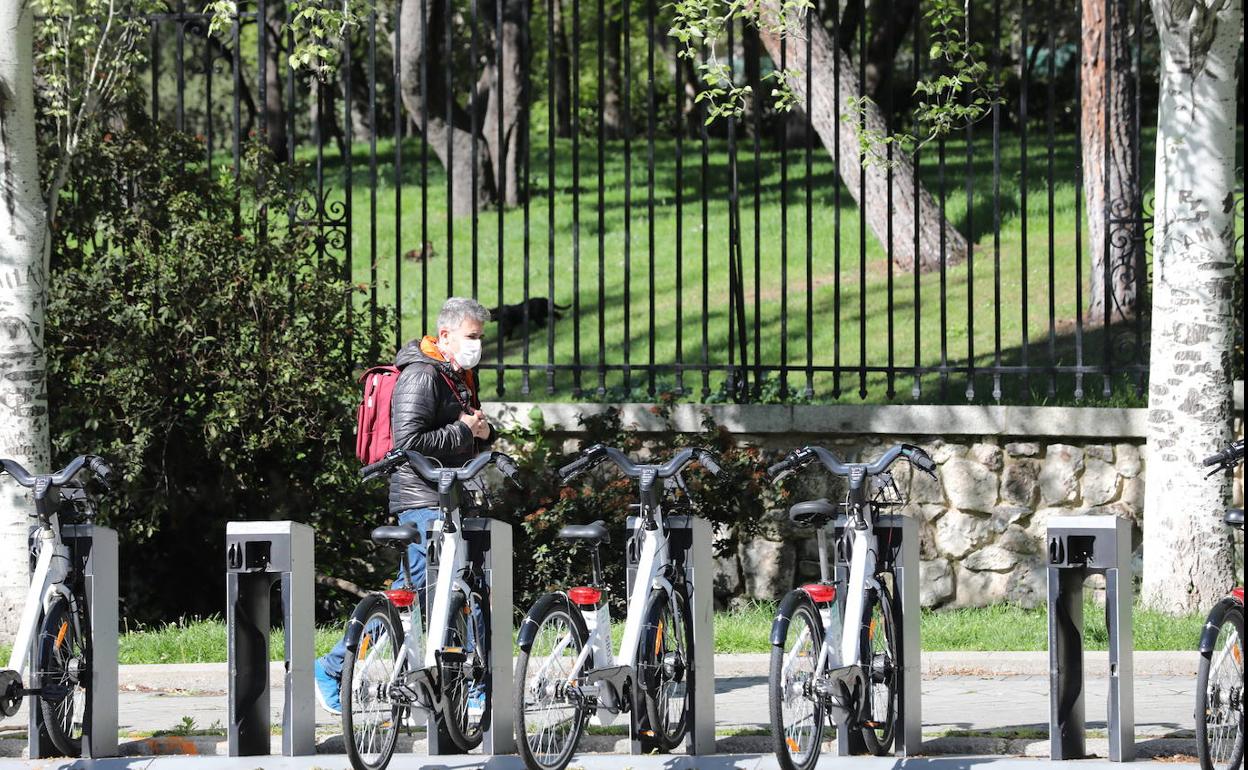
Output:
top-left (0, 652), bottom-right (1202, 764)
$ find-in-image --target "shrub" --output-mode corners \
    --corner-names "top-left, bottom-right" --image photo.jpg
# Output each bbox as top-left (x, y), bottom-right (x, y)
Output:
top-left (46, 115), bottom-right (394, 623)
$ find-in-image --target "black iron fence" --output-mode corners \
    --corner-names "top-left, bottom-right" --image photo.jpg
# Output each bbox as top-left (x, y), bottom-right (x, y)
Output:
top-left (138, 0), bottom-right (1244, 404)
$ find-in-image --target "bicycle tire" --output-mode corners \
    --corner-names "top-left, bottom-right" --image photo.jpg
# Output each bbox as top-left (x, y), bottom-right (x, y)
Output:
top-left (514, 594), bottom-right (589, 770)
top-left (342, 595), bottom-right (404, 770)
top-left (1196, 602), bottom-right (1244, 770)
top-left (859, 581), bottom-right (898, 756)
top-left (769, 592), bottom-right (826, 770)
top-left (439, 588), bottom-right (489, 751)
top-left (37, 597), bottom-right (87, 757)
top-left (640, 586), bottom-right (694, 750)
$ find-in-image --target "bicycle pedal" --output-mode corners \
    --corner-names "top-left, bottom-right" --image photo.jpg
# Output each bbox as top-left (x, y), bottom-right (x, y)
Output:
top-left (438, 648), bottom-right (468, 664)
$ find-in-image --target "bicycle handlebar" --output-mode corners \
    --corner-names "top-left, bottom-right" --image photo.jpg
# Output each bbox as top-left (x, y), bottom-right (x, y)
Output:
top-left (558, 444), bottom-right (723, 485)
top-left (0, 455), bottom-right (113, 492)
top-left (767, 443), bottom-right (936, 483)
top-left (360, 449), bottom-right (521, 486)
top-left (1202, 440), bottom-right (1245, 469)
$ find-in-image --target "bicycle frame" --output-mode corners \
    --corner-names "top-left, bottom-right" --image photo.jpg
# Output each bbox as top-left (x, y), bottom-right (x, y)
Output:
top-left (565, 509), bottom-right (675, 695)
top-left (6, 517), bottom-right (79, 679)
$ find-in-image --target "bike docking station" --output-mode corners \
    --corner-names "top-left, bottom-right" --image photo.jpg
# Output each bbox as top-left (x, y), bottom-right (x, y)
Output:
top-left (25, 523), bottom-right (119, 759)
top-left (623, 513), bottom-right (715, 757)
top-left (224, 520), bottom-right (315, 757)
top-left (423, 516), bottom-right (515, 756)
top-left (829, 513), bottom-right (922, 757)
top-left (1046, 515), bottom-right (1134, 762)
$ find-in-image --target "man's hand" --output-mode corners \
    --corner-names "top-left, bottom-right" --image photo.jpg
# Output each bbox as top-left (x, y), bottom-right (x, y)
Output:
top-left (460, 409), bottom-right (491, 439)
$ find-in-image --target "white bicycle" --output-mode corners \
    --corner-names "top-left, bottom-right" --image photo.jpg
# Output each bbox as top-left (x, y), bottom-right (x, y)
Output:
top-left (343, 448), bottom-right (520, 770)
top-left (765, 443), bottom-right (935, 770)
top-left (513, 444), bottom-right (722, 770)
top-left (0, 454), bottom-right (113, 757)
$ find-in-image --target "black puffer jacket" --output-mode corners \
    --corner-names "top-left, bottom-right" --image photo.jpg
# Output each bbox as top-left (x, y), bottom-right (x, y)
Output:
top-left (388, 340), bottom-right (493, 513)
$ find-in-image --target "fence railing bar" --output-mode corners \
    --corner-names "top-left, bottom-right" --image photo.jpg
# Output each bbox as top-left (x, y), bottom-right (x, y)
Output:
top-left (646, 0), bottom-right (657, 397)
top-left (991, 0), bottom-right (1003, 402)
top-left (1073, 8), bottom-right (1086, 401)
top-left (572, 0), bottom-right (583, 396)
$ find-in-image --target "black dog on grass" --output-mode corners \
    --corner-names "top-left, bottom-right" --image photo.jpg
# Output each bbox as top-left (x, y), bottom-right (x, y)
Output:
top-left (489, 297), bottom-right (571, 339)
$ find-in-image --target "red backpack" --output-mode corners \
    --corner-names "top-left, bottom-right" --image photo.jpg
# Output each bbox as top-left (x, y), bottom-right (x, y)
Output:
top-left (356, 365), bottom-right (400, 464)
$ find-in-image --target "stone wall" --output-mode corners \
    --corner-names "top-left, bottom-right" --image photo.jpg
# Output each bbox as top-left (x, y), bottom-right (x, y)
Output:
top-left (486, 399), bottom-right (1245, 610)
top-left (713, 437), bottom-right (1153, 609)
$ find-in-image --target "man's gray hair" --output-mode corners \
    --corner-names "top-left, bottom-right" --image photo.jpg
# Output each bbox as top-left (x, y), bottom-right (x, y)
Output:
top-left (437, 297), bottom-right (491, 331)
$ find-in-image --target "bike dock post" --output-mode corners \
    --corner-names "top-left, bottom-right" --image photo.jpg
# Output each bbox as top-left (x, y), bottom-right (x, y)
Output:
top-left (830, 513), bottom-right (922, 757)
top-left (623, 514), bottom-right (716, 756)
top-left (26, 524), bottom-right (118, 759)
top-left (1046, 515), bottom-right (1134, 762)
top-left (424, 517), bottom-right (515, 755)
top-left (224, 521), bottom-right (315, 757)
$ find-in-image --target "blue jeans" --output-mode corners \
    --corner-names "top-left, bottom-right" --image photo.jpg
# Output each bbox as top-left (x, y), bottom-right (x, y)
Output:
top-left (319, 507), bottom-right (485, 684)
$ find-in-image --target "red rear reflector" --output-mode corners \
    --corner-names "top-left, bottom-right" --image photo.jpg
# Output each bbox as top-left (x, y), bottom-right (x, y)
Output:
top-left (802, 583), bottom-right (836, 603)
top-left (568, 586), bottom-right (602, 606)
top-left (385, 589), bottom-right (417, 607)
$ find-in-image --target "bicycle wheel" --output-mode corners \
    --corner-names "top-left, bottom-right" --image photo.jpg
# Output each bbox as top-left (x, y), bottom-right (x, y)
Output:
top-left (640, 586), bottom-right (693, 750)
top-left (769, 592), bottom-right (825, 770)
top-left (440, 588), bottom-right (489, 751)
top-left (859, 581), bottom-right (898, 756)
top-left (514, 595), bottom-right (588, 770)
top-left (342, 596), bottom-right (404, 770)
top-left (1197, 602), bottom-right (1244, 770)
top-left (37, 597), bottom-right (87, 756)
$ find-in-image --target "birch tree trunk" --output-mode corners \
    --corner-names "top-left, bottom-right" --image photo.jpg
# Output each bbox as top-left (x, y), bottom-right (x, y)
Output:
top-left (1082, 0), bottom-right (1144, 323)
top-left (757, 8), bottom-right (970, 273)
top-left (0, 3), bottom-right (50, 644)
top-left (1141, 0), bottom-right (1242, 614)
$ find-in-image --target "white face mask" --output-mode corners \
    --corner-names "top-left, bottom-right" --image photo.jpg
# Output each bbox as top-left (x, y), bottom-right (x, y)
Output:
top-left (454, 338), bottom-right (482, 370)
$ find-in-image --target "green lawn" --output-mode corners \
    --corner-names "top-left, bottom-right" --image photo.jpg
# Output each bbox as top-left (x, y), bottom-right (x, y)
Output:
top-left (288, 127), bottom-right (1243, 403)
top-left (0, 600), bottom-right (1203, 665)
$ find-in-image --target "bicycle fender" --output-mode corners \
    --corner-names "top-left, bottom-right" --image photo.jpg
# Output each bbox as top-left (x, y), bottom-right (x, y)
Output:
top-left (516, 592), bottom-right (576, 653)
top-left (344, 594), bottom-right (403, 654)
top-left (770, 589), bottom-right (816, 647)
top-left (1198, 596), bottom-right (1242, 654)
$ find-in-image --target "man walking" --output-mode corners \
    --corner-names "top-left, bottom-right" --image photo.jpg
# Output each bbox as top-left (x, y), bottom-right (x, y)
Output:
top-left (315, 297), bottom-right (494, 714)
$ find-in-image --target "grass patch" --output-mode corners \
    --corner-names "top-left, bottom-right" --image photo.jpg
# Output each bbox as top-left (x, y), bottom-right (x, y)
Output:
top-left (116, 617), bottom-right (342, 665)
top-left (2, 599), bottom-right (1204, 666)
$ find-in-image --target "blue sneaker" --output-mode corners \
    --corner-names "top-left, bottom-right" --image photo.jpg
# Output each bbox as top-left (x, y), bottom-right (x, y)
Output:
top-left (466, 688), bottom-right (486, 721)
top-left (314, 657), bottom-right (342, 716)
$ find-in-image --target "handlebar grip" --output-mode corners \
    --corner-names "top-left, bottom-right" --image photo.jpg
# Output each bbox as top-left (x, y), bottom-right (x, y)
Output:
top-left (88, 456), bottom-right (113, 490)
top-left (558, 456), bottom-right (591, 482)
top-left (496, 454), bottom-right (521, 482)
top-left (906, 446), bottom-right (937, 474)
top-left (767, 458), bottom-right (795, 480)
top-left (697, 451), bottom-right (723, 476)
top-left (1202, 451), bottom-right (1227, 467)
top-left (360, 454), bottom-right (399, 480)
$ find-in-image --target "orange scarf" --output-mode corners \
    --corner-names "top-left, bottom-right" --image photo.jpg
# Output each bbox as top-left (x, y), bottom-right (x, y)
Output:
top-left (420, 335), bottom-right (479, 404)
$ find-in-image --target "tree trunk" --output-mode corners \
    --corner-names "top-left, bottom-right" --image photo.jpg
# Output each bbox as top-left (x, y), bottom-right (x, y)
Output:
top-left (553, 0), bottom-right (572, 138)
top-left (757, 7), bottom-right (969, 273)
top-left (398, 0), bottom-right (495, 218)
top-left (603, 15), bottom-right (623, 139)
top-left (1141, 0), bottom-right (1242, 615)
top-left (484, 0), bottom-right (527, 206)
top-left (1082, 0), bottom-right (1144, 323)
top-left (0, 3), bottom-right (51, 645)
top-left (862, 0), bottom-right (917, 99)
top-left (263, 6), bottom-right (288, 160)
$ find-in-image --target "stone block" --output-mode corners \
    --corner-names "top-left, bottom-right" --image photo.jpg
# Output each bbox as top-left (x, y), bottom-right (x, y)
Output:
top-left (1039, 444), bottom-right (1084, 505)
top-left (920, 558), bottom-right (955, 608)
top-left (944, 458), bottom-right (1000, 512)
top-left (970, 443), bottom-right (1004, 472)
top-left (1081, 457), bottom-right (1120, 507)
top-left (933, 509), bottom-right (992, 559)
top-left (1002, 459), bottom-right (1040, 507)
